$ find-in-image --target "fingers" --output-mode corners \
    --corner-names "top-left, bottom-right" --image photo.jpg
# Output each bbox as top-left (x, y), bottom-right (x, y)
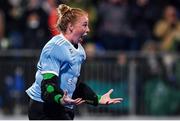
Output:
top-left (62, 91), bottom-right (85, 105)
top-left (73, 98), bottom-right (85, 105)
top-left (106, 100), bottom-right (120, 105)
top-left (112, 100), bottom-right (121, 104)
top-left (112, 98), bottom-right (123, 102)
top-left (76, 100), bottom-right (85, 105)
top-left (74, 98), bottom-right (82, 103)
top-left (107, 89), bottom-right (114, 95)
top-left (111, 98), bottom-right (123, 104)
top-left (106, 98), bottom-right (123, 105)
top-left (63, 91), bottom-right (68, 97)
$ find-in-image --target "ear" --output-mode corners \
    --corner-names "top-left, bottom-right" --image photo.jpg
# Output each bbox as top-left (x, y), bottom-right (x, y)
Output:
top-left (67, 23), bottom-right (74, 33)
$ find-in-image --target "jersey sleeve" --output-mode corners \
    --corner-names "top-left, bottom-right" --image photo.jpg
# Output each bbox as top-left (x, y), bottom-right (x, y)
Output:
top-left (72, 82), bottom-right (98, 106)
top-left (39, 44), bottom-right (67, 76)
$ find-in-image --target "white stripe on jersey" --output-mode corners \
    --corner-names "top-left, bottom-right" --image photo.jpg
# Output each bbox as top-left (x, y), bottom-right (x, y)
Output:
top-left (55, 39), bottom-right (66, 46)
top-left (41, 71), bottom-right (59, 76)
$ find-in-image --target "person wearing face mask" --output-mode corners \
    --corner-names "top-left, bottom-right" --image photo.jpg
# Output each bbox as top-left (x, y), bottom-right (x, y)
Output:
top-left (22, 0), bottom-right (50, 49)
top-left (26, 4), bottom-right (123, 120)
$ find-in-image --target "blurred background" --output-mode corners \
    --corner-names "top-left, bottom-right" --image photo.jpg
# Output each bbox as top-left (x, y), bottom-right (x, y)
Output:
top-left (0, 0), bottom-right (180, 120)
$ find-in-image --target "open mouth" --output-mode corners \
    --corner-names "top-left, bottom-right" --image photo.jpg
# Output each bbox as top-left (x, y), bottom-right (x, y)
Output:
top-left (80, 33), bottom-right (88, 41)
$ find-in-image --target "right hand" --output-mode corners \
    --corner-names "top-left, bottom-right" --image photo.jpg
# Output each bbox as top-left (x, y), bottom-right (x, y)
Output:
top-left (60, 91), bottom-right (85, 105)
top-left (99, 89), bottom-right (123, 105)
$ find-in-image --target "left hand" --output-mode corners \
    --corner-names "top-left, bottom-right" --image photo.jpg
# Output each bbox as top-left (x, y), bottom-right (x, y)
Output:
top-left (99, 89), bottom-right (123, 105)
top-left (61, 91), bottom-right (85, 105)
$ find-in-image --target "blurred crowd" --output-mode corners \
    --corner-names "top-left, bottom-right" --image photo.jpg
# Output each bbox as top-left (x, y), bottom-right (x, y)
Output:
top-left (0, 0), bottom-right (180, 116)
top-left (0, 0), bottom-right (180, 52)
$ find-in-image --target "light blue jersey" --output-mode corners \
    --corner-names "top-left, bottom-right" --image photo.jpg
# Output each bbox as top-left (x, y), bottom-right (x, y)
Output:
top-left (26, 34), bottom-right (86, 109)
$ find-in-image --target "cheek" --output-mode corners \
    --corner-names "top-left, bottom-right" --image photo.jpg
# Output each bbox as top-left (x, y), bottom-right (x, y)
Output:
top-left (74, 28), bottom-right (84, 35)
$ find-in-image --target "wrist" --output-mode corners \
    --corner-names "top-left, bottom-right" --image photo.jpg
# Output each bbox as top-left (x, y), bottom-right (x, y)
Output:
top-left (97, 95), bottom-right (102, 104)
top-left (54, 94), bottom-right (63, 104)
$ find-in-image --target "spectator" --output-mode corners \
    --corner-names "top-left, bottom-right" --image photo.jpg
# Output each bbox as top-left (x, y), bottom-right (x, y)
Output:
top-left (5, 0), bottom-right (25, 49)
top-left (130, 0), bottom-right (161, 50)
top-left (2, 75), bottom-right (15, 115)
top-left (43, 0), bottom-right (61, 36)
top-left (14, 67), bottom-right (26, 114)
top-left (0, 10), bottom-right (9, 49)
top-left (154, 5), bottom-right (180, 52)
top-left (22, 0), bottom-right (50, 49)
top-left (96, 0), bottom-right (135, 50)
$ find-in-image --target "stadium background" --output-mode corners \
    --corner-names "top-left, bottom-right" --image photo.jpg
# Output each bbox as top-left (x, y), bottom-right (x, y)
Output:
top-left (0, 0), bottom-right (180, 120)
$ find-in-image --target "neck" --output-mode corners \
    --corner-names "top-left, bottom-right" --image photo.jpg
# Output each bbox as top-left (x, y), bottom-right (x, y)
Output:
top-left (63, 33), bottom-right (73, 43)
top-left (63, 33), bottom-right (78, 48)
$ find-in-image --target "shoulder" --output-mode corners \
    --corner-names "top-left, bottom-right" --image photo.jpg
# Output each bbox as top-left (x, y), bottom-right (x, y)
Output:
top-left (43, 34), bottom-right (69, 52)
top-left (40, 35), bottom-right (70, 61)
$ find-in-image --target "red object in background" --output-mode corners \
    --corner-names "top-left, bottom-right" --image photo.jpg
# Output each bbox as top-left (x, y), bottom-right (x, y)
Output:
top-left (48, 8), bottom-right (60, 36)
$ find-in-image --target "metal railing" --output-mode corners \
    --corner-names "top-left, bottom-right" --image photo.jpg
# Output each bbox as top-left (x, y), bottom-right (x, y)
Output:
top-left (0, 49), bottom-right (180, 118)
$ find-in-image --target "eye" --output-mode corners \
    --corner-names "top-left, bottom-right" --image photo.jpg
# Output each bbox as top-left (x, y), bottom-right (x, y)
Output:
top-left (82, 22), bottom-right (88, 27)
top-left (82, 24), bottom-right (87, 27)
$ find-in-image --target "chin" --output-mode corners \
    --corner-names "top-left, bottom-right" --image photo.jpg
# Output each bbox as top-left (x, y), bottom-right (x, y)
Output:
top-left (79, 38), bottom-right (83, 42)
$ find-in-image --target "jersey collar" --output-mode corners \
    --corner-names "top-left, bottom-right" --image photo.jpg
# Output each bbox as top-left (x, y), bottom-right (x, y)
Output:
top-left (59, 34), bottom-right (80, 52)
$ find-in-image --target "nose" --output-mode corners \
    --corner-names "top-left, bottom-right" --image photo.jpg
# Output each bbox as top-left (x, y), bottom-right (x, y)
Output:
top-left (87, 26), bottom-right (90, 33)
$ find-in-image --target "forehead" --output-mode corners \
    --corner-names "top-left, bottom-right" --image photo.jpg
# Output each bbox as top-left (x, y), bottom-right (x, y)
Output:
top-left (76, 15), bottom-right (89, 23)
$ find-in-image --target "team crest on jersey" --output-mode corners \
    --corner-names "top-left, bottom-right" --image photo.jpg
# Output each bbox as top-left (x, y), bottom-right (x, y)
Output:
top-left (67, 79), bottom-right (73, 85)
